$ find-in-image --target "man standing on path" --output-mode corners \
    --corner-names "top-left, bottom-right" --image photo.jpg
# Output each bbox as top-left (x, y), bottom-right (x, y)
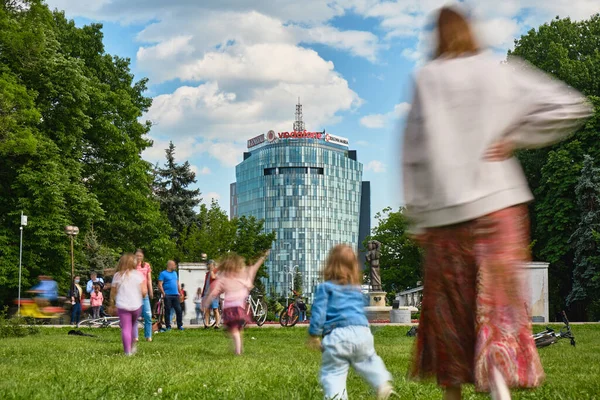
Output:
top-left (158, 260), bottom-right (184, 331)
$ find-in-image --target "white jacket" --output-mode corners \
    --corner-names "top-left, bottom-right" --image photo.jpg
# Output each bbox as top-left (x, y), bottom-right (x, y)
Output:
top-left (403, 52), bottom-right (592, 232)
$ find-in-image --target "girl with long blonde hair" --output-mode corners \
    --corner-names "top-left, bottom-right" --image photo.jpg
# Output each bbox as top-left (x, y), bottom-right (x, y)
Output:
top-left (109, 253), bottom-right (147, 355)
top-left (308, 244), bottom-right (395, 400)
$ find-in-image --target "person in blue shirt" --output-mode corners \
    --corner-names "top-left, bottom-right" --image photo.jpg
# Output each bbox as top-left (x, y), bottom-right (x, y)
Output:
top-left (158, 260), bottom-right (183, 331)
top-left (308, 245), bottom-right (395, 400)
top-left (30, 275), bottom-right (59, 306)
top-left (86, 271), bottom-right (105, 294)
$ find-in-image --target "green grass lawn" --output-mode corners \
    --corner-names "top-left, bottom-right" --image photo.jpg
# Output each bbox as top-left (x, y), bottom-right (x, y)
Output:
top-left (0, 325), bottom-right (599, 399)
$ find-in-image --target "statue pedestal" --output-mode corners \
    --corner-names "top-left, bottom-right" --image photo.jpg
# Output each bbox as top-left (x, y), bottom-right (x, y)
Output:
top-left (368, 291), bottom-right (387, 307)
top-left (365, 291), bottom-right (391, 321)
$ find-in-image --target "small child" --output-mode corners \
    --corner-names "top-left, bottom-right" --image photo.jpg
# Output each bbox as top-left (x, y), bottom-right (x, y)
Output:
top-left (308, 245), bottom-right (395, 400)
top-left (109, 253), bottom-right (147, 356)
top-left (203, 250), bottom-right (269, 355)
top-left (90, 284), bottom-right (104, 318)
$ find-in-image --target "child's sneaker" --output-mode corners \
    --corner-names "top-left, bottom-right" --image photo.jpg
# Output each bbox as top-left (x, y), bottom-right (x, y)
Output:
top-left (131, 344), bottom-right (137, 355)
top-left (377, 382), bottom-right (397, 400)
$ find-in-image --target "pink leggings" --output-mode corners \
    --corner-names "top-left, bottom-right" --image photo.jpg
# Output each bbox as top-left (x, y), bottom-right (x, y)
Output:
top-left (117, 307), bottom-right (142, 354)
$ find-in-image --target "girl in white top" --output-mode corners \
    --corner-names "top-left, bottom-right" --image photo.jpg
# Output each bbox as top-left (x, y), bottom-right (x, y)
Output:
top-left (110, 253), bottom-right (147, 355)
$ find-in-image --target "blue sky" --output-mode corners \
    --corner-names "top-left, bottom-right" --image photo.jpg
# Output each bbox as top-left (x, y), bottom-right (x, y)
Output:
top-left (47, 0), bottom-right (598, 224)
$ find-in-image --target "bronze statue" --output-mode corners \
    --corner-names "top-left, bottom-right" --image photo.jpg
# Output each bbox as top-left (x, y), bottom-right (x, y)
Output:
top-left (366, 240), bottom-right (382, 291)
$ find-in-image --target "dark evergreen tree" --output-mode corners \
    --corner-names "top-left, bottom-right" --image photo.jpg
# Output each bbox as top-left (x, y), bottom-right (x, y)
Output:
top-left (156, 142), bottom-right (201, 238)
top-left (567, 155), bottom-right (600, 319)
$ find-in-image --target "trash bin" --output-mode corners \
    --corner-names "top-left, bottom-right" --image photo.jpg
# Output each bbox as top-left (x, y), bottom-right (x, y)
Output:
top-left (390, 307), bottom-right (411, 323)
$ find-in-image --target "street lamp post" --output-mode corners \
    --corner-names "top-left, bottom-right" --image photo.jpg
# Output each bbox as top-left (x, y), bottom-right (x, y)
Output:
top-left (17, 213), bottom-right (28, 317)
top-left (65, 226), bottom-right (79, 293)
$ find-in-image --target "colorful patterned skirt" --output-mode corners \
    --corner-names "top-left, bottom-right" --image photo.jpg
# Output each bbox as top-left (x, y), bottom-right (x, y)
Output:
top-left (410, 205), bottom-right (545, 392)
top-left (222, 306), bottom-right (249, 330)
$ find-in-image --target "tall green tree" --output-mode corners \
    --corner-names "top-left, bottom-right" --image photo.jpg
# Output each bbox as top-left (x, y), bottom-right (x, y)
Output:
top-left (0, 0), bottom-right (175, 306)
top-left (176, 199), bottom-right (236, 262)
top-left (567, 155), bottom-right (600, 319)
top-left (156, 141), bottom-right (201, 238)
top-left (232, 216), bottom-right (276, 294)
top-left (365, 207), bottom-right (422, 301)
top-left (509, 14), bottom-right (600, 320)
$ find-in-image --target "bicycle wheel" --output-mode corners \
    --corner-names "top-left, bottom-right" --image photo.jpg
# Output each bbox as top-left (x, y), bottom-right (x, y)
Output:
top-left (287, 305), bottom-right (300, 327)
top-left (535, 334), bottom-right (557, 348)
top-left (202, 309), bottom-right (216, 328)
top-left (254, 300), bottom-right (268, 326)
top-left (279, 308), bottom-right (289, 327)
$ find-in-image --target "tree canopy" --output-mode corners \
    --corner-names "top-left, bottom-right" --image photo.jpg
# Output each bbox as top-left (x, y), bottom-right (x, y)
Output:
top-left (0, 0), bottom-right (170, 305)
top-left (509, 14), bottom-right (600, 320)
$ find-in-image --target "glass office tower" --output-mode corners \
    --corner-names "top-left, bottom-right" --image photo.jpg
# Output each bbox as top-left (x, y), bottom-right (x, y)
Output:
top-left (231, 123), bottom-right (370, 301)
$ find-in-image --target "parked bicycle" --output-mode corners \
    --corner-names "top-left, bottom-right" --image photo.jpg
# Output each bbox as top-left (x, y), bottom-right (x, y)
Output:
top-left (279, 290), bottom-right (305, 327)
top-left (245, 290), bottom-right (268, 326)
top-left (200, 299), bottom-right (222, 328)
top-left (78, 315), bottom-right (121, 328)
top-left (533, 311), bottom-right (575, 348)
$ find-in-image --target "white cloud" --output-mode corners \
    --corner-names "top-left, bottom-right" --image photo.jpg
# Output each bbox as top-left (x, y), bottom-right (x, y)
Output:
top-left (204, 192), bottom-right (221, 201)
top-left (359, 114), bottom-right (386, 129)
top-left (199, 167), bottom-right (211, 175)
top-left (145, 77), bottom-right (360, 144)
top-left (360, 102), bottom-right (410, 129)
top-left (190, 165), bottom-right (211, 176)
top-left (201, 191), bottom-right (224, 207)
top-left (365, 160), bottom-right (386, 173)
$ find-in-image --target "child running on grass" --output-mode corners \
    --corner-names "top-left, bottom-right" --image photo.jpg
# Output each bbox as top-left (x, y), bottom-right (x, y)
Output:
top-left (203, 250), bottom-right (270, 355)
top-left (308, 244), bottom-right (396, 400)
top-left (109, 253), bottom-right (147, 356)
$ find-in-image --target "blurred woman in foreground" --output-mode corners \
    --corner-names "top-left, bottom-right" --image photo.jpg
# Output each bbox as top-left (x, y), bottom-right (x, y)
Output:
top-left (403, 6), bottom-right (592, 400)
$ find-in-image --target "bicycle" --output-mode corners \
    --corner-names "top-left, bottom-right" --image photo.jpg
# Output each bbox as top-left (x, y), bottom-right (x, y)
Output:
top-left (279, 290), bottom-right (304, 327)
top-left (533, 311), bottom-right (576, 348)
top-left (245, 290), bottom-right (268, 326)
top-left (198, 299), bottom-right (222, 328)
top-left (78, 315), bottom-right (121, 328)
top-left (14, 297), bottom-right (68, 325)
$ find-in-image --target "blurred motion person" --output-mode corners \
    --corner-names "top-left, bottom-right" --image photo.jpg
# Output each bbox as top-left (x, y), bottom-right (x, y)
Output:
top-left (402, 7), bottom-right (592, 400)
top-left (203, 251), bottom-right (269, 355)
top-left (135, 249), bottom-right (154, 342)
top-left (30, 275), bottom-right (58, 307)
top-left (202, 260), bottom-right (221, 329)
top-left (308, 245), bottom-right (395, 400)
top-left (109, 253), bottom-right (147, 356)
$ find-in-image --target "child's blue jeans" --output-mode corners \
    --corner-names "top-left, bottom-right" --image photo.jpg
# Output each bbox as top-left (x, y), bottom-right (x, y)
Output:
top-left (320, 325), bottom-right (391, 400)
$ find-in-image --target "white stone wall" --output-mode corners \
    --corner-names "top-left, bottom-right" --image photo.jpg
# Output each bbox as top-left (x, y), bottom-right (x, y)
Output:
top-left (395, 262), bottom-right (550, 322)
top-left (522, 262), bottom-right (549, 323)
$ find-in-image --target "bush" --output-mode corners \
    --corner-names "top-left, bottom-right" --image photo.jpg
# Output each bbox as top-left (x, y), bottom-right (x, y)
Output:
top-left (0, 308), bottom-right (40, 338)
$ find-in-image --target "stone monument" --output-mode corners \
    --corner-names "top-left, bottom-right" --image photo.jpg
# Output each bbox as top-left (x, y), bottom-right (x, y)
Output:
top-left (364, 240), bottom-right (392, 321)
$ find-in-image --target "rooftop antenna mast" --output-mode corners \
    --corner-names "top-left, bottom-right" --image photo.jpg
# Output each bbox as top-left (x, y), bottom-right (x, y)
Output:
top-left (293, 97), bottom-right (305, 132)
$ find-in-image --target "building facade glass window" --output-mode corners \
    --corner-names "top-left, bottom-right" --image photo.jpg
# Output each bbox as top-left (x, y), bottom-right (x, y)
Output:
top-left (232, 131), bottom-right (369, 301)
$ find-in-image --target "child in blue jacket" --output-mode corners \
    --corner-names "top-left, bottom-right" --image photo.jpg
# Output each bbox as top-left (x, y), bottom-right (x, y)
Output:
top-left (308, 244), bottom-right (395, 400)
